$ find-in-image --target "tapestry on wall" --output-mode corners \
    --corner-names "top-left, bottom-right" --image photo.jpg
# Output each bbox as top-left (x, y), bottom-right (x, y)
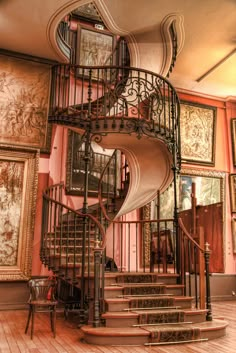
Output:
top-left (0, 146), bottom-right (38, 280)
top-left (0, 54), bottom-right (51, 152)
top-left (0, 159), bottom-right (24, 266)
top-left (180, 101), bottom-right (216, 166)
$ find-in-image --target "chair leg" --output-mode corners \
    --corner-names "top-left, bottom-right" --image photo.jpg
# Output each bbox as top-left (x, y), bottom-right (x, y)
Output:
top-left (50, 306), bottom-right (56, 338)
top-left (31, 306), bottom-right (35, 339)
top-left (25, 305), bottom-right (32, 334)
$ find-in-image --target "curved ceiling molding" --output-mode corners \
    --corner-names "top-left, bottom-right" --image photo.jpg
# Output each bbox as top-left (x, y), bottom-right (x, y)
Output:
top-left (94, 0), bottom-right (140, 68)
top-left (46, 0), bottom-right (140, 67)
top-left (46, 0), bottom-right (91, 62)
top-left (160, 13), bottom-right (185, 76)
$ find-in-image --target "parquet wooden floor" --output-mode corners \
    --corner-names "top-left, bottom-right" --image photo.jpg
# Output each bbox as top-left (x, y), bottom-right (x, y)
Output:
top-left (0, 301), bottom-right (235, 353)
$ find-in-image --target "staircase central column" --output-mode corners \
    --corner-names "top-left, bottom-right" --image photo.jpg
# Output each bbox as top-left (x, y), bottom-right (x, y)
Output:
top-left (80, 68), bottom-right (93, 323)
top-left (80, 129), bottom-right (92, 324)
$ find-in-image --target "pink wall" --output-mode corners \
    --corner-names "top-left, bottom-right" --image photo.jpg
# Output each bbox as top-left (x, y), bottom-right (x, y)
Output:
top-left (179, 93), bottom-right (236, 274)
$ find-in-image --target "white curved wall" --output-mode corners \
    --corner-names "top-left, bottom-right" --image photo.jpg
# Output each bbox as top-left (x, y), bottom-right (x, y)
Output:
top-left (98, 133), bottom-right (173, 217)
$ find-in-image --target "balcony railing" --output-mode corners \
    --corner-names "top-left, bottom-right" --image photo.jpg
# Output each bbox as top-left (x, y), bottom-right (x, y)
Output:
top-left (49, 64), bottom-right (181, 164)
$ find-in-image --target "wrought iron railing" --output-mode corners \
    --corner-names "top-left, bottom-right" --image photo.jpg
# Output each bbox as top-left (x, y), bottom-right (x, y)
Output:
top-left (40, 183), bottom-right (212, 326)
top-left (166, 21), bottom-right (178, 78)
top-left (178, 217), bottom-right (212, 321)
top-left (56, 21), bottom-right (77, 63)
top-left (49, 65), bottom-right (180, 163)
top-left (92, 215), bottom-right (212, 323)
top-left (40, 183), bottom-right (106, 323)
top-left (96, 155), bottom-right (212, 322)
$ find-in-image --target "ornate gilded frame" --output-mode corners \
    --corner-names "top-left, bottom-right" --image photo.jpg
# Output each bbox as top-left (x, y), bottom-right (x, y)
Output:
top-left (230, 118), bottom-right (236, 167)
top-left (229, 173), bottom-right (236, 213)
top-left (0, 145), bottom-right (39, 280)
top-left (145, 168), bottom-right (226, 266)
top-left (180, 168), bottom-right (225, 210)
top-left (77, 24), bottom-right (115, 78)
top-left (0, 53), bottom-right (52, 153)
top-left (180, 168), bottom-right (226, 270)
top-left (231, 218), bottom-right (236, 254)
top-left (180, 101), bottom-right (217, 165)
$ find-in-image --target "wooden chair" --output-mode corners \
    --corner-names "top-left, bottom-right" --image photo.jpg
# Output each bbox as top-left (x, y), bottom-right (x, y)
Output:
top-left (25, 278), bottom-right (58, 339)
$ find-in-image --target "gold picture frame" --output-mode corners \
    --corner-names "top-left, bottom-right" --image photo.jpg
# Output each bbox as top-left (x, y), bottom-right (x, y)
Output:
top-left (180, 101), bottom-right (217, 165)
top-left (0, 145), bottom-right (39, 280)
top-left (231, 218), bottom-right (236, 254)
top-left (180, 168), bottom-right (224, 211)
top-left (229, 173), bottom-right (236, 213)
top-left (0, 54), bottom-right (52, 153)
top-left (147, 168), bottom-right (225, 272)
top-left (77, 24), bottom-right (115, 77)
top-left (230, 118), bottom-right (236, 167)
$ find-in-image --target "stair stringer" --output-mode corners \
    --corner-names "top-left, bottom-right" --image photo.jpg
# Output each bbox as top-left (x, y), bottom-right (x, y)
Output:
top-left (97, 132), bottom-right (173, 217)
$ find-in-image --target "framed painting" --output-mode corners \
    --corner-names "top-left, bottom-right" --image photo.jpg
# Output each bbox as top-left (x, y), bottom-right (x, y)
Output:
top-left (180, 168), bottom-right (225, 272)
top-left (229, 174), bottom-right (236, 213)
top-left (0, 54), bottom-right (51, 153)
top-left (66, 130), bottom-right (115, 196)
top-left (77, 24), bottom-right (115, 78)
top-left (180, 101), bottom-right (217, 165)
top-left (230, 118), bottom-right (236, 167)
top-left (0, 145), bottom-right (39, 280)
top-left (231, 218), bottom-right (236, 254)
top-left (147, 168), bottom-right (225, 272)
top-left (180, 168), bottom-right (225, 211)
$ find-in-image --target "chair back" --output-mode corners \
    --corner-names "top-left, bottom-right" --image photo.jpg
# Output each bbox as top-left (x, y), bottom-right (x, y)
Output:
top-left (28, 278), bottom-right (56, 302)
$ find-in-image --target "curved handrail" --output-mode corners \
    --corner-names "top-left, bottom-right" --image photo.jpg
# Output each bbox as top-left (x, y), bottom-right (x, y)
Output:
top-left (98, 150), bottom-right (126, 223)
top-left (178, 217), bottom-right (204, 253)
top-left (56, 25), bottom-right (72, 61)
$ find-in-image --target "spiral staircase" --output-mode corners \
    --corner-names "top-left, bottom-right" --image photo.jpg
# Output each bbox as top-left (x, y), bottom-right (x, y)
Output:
top-left (39, 28), bottom-right (228, 346)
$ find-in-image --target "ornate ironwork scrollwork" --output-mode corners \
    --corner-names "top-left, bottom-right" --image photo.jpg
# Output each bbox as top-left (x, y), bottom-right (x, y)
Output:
top-left (49, 64), bottom-right (181, 168)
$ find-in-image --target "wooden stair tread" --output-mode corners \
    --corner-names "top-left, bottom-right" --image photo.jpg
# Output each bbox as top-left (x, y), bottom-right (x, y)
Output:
top-left (103, 307), bottom-right (207, 317)
top-left (105, 298), bottom-right (131, 303)
top-left (184, 308), bottom-right (208, 314)
top-left (108, 283), bottom-right (165, 287)
top-left (102, 311), bottom-right (139, 319)
top-left (192, 318), bottom-right (228, 331)
top-left (139, 319), bottom-right (228, 332)
top-left (155, 273), bottom-right (179, 278)
top-left (140, 323), bottom-right (200, 331)
top-left (104, 286), bottom-right (123, 290)
top-left (123, 293), bottom-right (175, 300)
top-left (105, 295), bottom-right (193, 302)
top-left (81, 325), bottom-right (149, 337)
top-left (174, 296), bottom-right (193, 301)
top-left (131, 308), bottom-right (186, 314)
top-left (81, 319), bottom-right (228, 343)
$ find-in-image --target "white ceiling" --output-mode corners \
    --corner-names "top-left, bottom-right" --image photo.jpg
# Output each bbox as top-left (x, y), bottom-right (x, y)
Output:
top-left (0, 0), bottom-right (235, 100)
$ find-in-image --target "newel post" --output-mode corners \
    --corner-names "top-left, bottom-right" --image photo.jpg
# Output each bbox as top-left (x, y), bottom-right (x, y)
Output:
top-left (204, 242), bottom-right (212, 321)
top-left (93, 237), bottom-right (102, 327)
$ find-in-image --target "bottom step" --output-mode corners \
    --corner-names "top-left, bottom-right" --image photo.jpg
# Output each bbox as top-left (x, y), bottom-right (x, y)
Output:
top-left (145, 338), bottom-right (208, 346)
top-left (81, 319), bottom-right (228, 346)
top-left (81, 326), bottom-right (149, 345)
